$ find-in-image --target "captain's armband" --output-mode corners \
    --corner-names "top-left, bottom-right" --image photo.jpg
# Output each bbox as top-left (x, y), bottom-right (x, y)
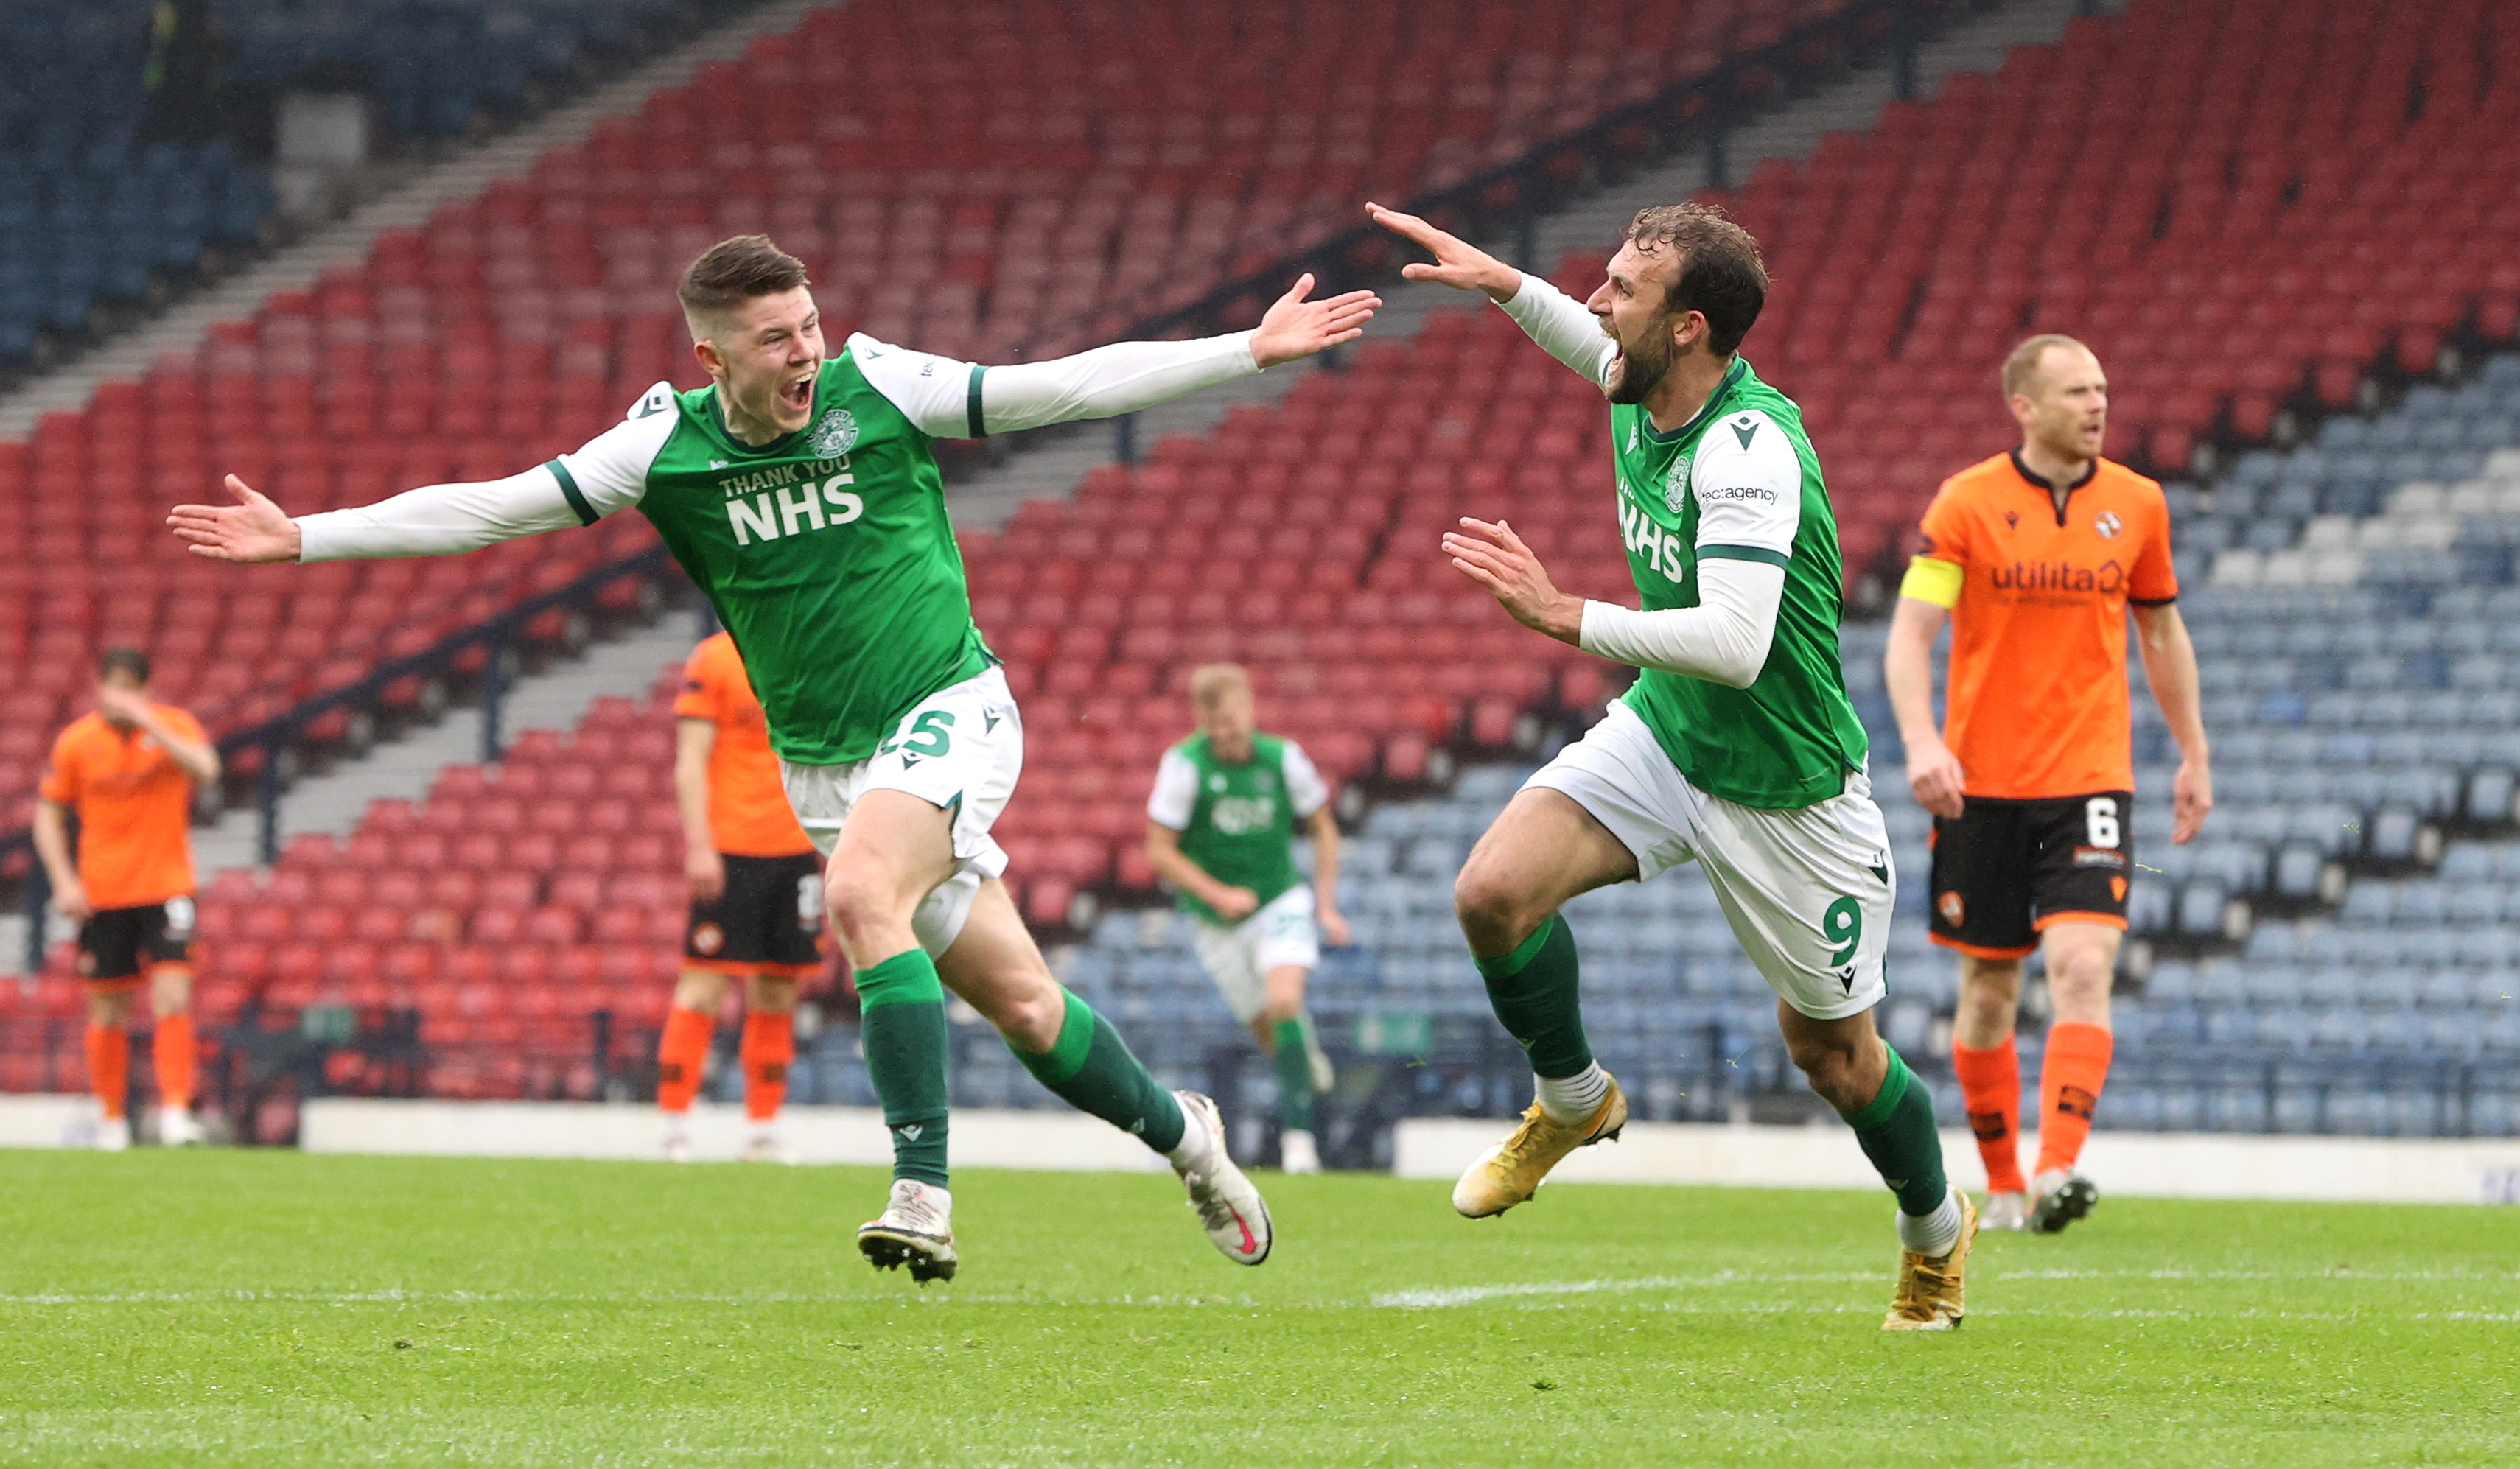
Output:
top-left (1898, 555), bottom-right (1964, 609)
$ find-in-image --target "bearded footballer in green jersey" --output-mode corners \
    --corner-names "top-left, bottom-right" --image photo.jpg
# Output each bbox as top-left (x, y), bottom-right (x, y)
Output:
top-left (1368, 200), bottom-right (1972, 1330)
top-left (171, 234), bottom-right (1377, 1282)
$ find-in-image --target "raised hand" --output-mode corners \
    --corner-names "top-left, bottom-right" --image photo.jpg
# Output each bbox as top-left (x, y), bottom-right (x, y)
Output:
top-left (167, 475), bottom-right (303, 564)
top-left (1366, 201), bottom-right (1520, 300)
top-left (1249, 273), bottom-right (1380, 369)
top-left (1443, 517), bottom-right (1583, 643)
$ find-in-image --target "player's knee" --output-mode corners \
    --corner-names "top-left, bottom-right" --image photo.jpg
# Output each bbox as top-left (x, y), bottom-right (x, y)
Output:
top-left (820, 860), bottom-right (903, 948)
top-left (1452, 860), bottom-right (1539, 951)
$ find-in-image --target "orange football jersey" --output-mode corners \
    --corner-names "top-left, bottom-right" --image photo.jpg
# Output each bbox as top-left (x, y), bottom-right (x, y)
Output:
top-left (675, 633), bottom-right (815, 858)
top-left (1914, 452), bottom-right (2178, 799)
top-left (40, 706), bottom-right (206, 909)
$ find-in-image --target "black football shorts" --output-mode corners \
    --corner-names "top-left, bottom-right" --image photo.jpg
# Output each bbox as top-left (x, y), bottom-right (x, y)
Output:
top-left (1927, 792), bottom-right (2132, 958)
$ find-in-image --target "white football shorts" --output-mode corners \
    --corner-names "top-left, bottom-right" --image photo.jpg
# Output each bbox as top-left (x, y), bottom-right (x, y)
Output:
top-left (1525, 700), bottom-right (1895, 1021)
top-left (1191, 885), bottom-right (1321, 1026)
top-left (781, 665), bottom-right (1021, 958)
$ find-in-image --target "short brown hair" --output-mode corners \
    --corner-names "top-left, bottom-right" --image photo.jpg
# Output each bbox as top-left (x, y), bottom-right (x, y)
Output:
top-left (1189, 663), bottom-right (1251, 708)
top-left (99, 646), bottom-right (151, 684)
top-left (2001, 334), bottom-right (2093, 399)
top-left (1624, 202), bottom-right (1768, 357)
top-left (677, 234), bottom-right (809, 318)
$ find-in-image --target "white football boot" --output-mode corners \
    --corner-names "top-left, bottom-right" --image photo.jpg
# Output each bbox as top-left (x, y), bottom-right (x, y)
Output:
top-left (95, 1115), bottom-right (132, 1152)
top-left (737, 1127), bottom-right (794, 1164)
top-left (158, 1108), bottom-right (206, 1147)
top-left (857, 1179), bottom-right (957, 1283)
top-left (1306, 1030), bottom-right (1334, 1094)
top-left (1169, 1090), bottom-right (1273, 1265)
top-left (1981, 1191), bottom-right (2030, 1232)
top-left (660, 1115), bottom-right (693, 1163)
top-left (1279, 1128), bottom-right (1321, 1175)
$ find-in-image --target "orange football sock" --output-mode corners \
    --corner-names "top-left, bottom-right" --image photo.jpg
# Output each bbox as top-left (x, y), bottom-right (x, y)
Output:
top-left (86, 1025), bottom-right (130, 1120)
top-left (153, 1012), bottom-right (197, 1112)
top-left (657, 1006), bottom-right (713, 1115)
top-left (2034, 1022), bottom-right (2115, 1177)
top-left (1952, 1035), bottom-right (2026, 1194)
top-left (741, 1009), bottom-right (795, 1123)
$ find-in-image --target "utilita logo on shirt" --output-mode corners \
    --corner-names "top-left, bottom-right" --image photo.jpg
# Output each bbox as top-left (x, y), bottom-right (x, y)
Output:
top-left (1988, 558), bottom-right (2126, 596)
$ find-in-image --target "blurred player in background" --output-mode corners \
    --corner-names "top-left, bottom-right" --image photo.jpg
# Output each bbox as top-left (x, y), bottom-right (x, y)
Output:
top-left (33, 648), bottom-right (220, 1150)
top-left (1145, 664), bottom-right (1348, 1174)
top-left (1371, 200), bottom-right (1974, 1331)
top-left (172, 234), bottom-right (1374, 1280)
top-left (1884, 334), bottom-right (2211, 1234)
top-left (658, 628), bottom-right (823, 1164)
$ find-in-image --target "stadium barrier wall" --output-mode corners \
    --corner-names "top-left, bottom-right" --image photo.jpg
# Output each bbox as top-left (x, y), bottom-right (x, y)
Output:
top-left (1393, 1119), bottom-right (2520, 1207)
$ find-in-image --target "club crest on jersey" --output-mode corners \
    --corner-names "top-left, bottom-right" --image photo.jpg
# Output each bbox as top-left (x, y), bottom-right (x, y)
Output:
top-left (2093, 510), bottom-right (2124, 539)
top-left (808, 408), bottom-right (859, 458)
top-left (1662, 455), bottom-right (1692, 513)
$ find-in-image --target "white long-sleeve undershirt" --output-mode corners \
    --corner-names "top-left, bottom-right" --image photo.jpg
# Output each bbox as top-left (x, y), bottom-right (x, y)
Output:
top-left (298, 467), bottom-right (584, 561)
top-left (1578, 558), bottom-right (1784, 689)
top-left (1495, 270), bottom-right (1617, 387)
top-left (296, 330), bottom-right (1265, 561)
top-left (968, 332), bottom-right (1259, 435)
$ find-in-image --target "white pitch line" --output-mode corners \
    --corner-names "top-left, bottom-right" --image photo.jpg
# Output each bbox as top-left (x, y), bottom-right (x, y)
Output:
top-left (1372, 1267), bottom-right (2520, 1308)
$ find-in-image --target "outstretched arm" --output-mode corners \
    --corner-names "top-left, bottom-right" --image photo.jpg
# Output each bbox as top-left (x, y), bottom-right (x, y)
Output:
top-left (170, 401), bottom-right (665, 563)
top-left (1367, 202), bottom-right (1615, 386)
top-left (168, 466), bottom-right (588, 564)
top-left (859, 274), bottom-right (1378, 439)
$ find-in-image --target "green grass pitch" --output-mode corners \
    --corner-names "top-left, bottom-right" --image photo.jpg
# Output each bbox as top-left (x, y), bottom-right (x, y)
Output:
top-left (1, 1151), bottom-right (2513, 1467)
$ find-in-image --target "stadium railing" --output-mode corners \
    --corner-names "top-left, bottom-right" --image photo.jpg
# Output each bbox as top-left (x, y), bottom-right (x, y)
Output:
top-left (5, 540), bottom-right (679, 977)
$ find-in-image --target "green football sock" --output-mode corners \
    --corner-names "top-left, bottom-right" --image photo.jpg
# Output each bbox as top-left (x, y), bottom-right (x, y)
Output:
top-left (1011, 989), bottom-right (1186, 1154)
top-left (1841, 1044), bottom-right (1949, 1217)
top-left (855, 949), bottom-right (950, 1188)
top-left (1270, 1017), bottom-right (1313, 1133)
top-left (1473, 913), bottom-right (1593, 1079)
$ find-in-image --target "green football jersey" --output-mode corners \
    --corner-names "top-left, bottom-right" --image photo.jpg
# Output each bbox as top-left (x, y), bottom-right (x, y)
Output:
top-left (1148, 732), bottom-right (1329, 925)
top-left (1606, 358), bottom-right (1869, 809)
top-left (547, 342), bottom-right (992, 766)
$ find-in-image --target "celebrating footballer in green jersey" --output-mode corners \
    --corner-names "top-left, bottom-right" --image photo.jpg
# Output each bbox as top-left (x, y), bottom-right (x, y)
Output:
top-left (171, 234), bottom-right (1378, 1282)
top-left (1368, 199), bottom-right (1973, 1331)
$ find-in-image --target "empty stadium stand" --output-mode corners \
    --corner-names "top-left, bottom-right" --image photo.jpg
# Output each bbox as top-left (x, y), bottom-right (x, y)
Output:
top-left (0, 0), bottom-right (1875, 894)
top-left (10, 0), bottom-right (2519, 1146)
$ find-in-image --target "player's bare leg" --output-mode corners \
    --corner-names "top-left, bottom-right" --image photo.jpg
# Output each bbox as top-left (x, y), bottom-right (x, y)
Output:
top-left (1778, 1002), bottom-right (1973, 1329)
top-left (1449, 788), bottom-right (1638, 1216)
top-left (1247, 964), bottom-right (1323, 1174)
top-left (84, 984), bottom-right (136, 1151)
top-left (939, 877), bottom-right (1273, 1264)
top-left (658, 967), bottom-right (731, 1161)
top-left (825, 790), bottom-right (965, 1282)
top-left (1951, 953), bottom-right (2029, 1228)
top-left (147, 964), bottom-right (203, 1146)
top-left (737, 973), bottom-right (799, 1163)
top-left (2029, 922), bottom-right (2119, 1233)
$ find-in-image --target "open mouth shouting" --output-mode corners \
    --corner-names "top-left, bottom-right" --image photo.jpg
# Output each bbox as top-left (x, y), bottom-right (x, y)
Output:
top-left (779, 373), bottom-right (816, 414)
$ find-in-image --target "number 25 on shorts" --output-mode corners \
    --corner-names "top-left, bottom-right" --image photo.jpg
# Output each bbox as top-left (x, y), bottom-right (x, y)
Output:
top-left (879, 709), bottom-right (954, 759)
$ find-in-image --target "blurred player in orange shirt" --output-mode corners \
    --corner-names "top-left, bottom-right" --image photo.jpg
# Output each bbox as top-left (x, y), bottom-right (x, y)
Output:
top-left (657, 630), bottom-right (825, 1163)
top-left (1884, 335), bottom-right (2212, 1233)
top-left (33, 648), bottom-right (220, 1150)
